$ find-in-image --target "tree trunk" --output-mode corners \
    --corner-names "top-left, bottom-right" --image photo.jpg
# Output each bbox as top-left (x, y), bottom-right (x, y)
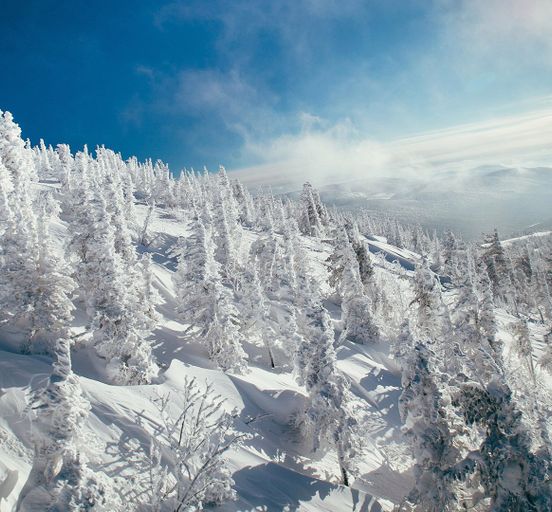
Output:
top-left (337, 445), bottom-right (349, 487)
top-left (340, 463), bottom-right (349, 487)
top-left (262, 334), bottom-right (275, 368)
top-left (267, 345), bottom-right (275, 369)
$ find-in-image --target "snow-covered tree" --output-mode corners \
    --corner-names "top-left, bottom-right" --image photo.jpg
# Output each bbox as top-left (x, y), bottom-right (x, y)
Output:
top-left (236, 260), bottom-right (276, 368)
top-left (89, 200), bottom-right (158, 384)
top-left (455, 378), bottom-right (552, 511)
top-left (441, 230), bottom-right (458, 275)
top-left (24, 195), bottom-right (77, 355)
top-left (18, 325), bottom-right (114, 511)
top-left (296, 304), bottom-right (363, 486)
top-left (344, 219), bottom-right (374, 287)
top-left (63, 150), bottom-right (158, 384)
top-left (173, 217), bottom-right (247, 373)
top-left (206, 279), bottom-right (248, 373)
top-left (213, 188), bottom-right (242, 281)
top-left (511, 318), bottom-right (536, 383)
top-left (139, 201), bottom-right (156, 247)
top-left (0, 110), bottom-right (40, 322)
top-left (392, 320), bottom-right (415, 363)
top-left (298, 182), bottom-right (328, 237)
top-left (399, 343), bottom-right (463, 511)
top-left (173, 218), bottom-right (217, 332)
top-left (448, 248), bottom-right (502, 383)
top-left (540, 329), bottom-right (552, 375)
top-left (0, 160), bottom-right (15, 305)
top-left (411, 258), bottom-right (452, 344)
top-left (473, 258), bottom-right (499, 352)
top-left (480, 230), bottom-right (513, 304)
top-left (232, 178), bottom-right (255, 226)
top-left (55, 143), bottom-right (73, 187)
top-left (328, 226), bottom-right (379, 345)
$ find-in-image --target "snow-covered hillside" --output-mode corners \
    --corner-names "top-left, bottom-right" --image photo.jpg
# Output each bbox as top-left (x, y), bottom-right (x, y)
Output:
top-left (1, 110), bottom-right (552, 511)
top-left (1, 201), bottom-right (406, 511)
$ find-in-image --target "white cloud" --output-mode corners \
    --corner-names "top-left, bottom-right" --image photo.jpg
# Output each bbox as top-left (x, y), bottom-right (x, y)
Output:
top-left (390, 107), bottom-right (552, 167)
top-left (232, 104), bottom-right (552, 191)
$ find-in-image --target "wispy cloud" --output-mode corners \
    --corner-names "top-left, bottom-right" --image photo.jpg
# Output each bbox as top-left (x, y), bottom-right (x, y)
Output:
top-left (436, 0), bottom-right (552, 67)
top-left (390, 105), bottom-right (552, 167)
top-left (155, 0), bottom-right (369, 55)
top-left (232, 103), bottom-right (552, 190)
top-left (172, 68), bottom-right (281, 138)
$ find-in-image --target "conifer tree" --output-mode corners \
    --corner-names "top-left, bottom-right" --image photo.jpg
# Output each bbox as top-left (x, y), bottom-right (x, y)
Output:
top-left (411, 258), bottom-right (452, 344)
top-left (344, 220), bottom-right (374, 286)
top-left (480, 229), bottom-right (513, 303)
top-left (399, 343), bottom-right (461, 511)
top-left (511, 318), bottom-right (536, 383)
top-left (18, 322), bottom-right (113, 510)
top-left (232, 178), bottom-right (255, 226)
top-left (55, 143), bottom-right (73, 187)
top-left (474, 258), bottom-right (497, 337)
top-left (296, 304), bottom-right (363, 486)
top-left (455, 378), bottom-right (552, 511)
top-left (0, 160), bottom-right (15, 306)
top-left (213, 188), bottom-right (241, 281)
top-left (63, 149), bottom-right (158, 384)
top-left (206, 280), bottom-right (249, 374)
top-left (0, 110), bottom-right (40, 321)
top-left (298, 182), bottom-right (326, 236)
top-left (173, 218), bottom-right (217, 332)
top-left (237, 260), bottom-right (275, 368)
top-left (540, 329), bottom-right (552, 375)
top-left (329, 226), bottom-right (379, 345)
top-left (90, 196), bottom-right (158, 384)
top-left (174, 217), bottom-right (247, 373)
top-left (441, 230), bottom-right (458, 274)
top-left (449, 251), bottom-right (501, 383)
top-left (24, 195), bottom-right (77, 355)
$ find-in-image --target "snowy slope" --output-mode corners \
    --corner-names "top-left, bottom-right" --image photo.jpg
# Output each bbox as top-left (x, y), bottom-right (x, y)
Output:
top-left (1, 197), bottom-right (551, 512)
top-left (0, 202), bottom-right (403, 512)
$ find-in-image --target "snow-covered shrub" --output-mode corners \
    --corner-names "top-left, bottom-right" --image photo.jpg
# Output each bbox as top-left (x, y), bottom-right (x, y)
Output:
top-left (141, 378), bottom-right (243, 511)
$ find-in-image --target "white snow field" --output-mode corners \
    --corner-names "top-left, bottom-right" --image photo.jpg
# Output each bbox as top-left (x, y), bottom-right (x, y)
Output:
top-left (2, 194), bottom-right (550, 512)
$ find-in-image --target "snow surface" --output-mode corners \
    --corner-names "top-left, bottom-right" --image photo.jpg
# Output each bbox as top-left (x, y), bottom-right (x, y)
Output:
top-left (1, 200), bottom-right (549, 511)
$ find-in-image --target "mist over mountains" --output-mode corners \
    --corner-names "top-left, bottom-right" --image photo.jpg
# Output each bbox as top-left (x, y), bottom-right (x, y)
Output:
top-left (318, 165), bottom-right (552, 238)
top-left (236, 164), bottom-right (552, 240)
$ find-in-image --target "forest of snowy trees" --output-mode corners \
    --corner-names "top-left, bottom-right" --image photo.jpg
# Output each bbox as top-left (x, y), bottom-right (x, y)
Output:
top-left (1, 109), bottom-right (552, 511)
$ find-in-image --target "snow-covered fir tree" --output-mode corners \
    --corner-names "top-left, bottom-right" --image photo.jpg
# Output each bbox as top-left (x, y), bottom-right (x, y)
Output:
top-left (295, 303), bottom-right (363, 486)
top-left (24, 194), bottom-right (77, 355)
top-left (399, 343), bottom-right (463, 511)
top-left (62, 149), bottom-right (158, 384)
top-left (298, 182), bottom-right (328, 237)
top-left (455, 377), bottom-right (552, 510)
top-left (18, 323), bottom-right (113, 511)
top-left (0, 110), bottom-right (40, 322)
top-left (328, 225), bottom-right (378, 345)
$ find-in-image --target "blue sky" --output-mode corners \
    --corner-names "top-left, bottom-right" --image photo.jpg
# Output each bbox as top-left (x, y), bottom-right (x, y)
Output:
top-left (1, 0), bottom-right (551, 178)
